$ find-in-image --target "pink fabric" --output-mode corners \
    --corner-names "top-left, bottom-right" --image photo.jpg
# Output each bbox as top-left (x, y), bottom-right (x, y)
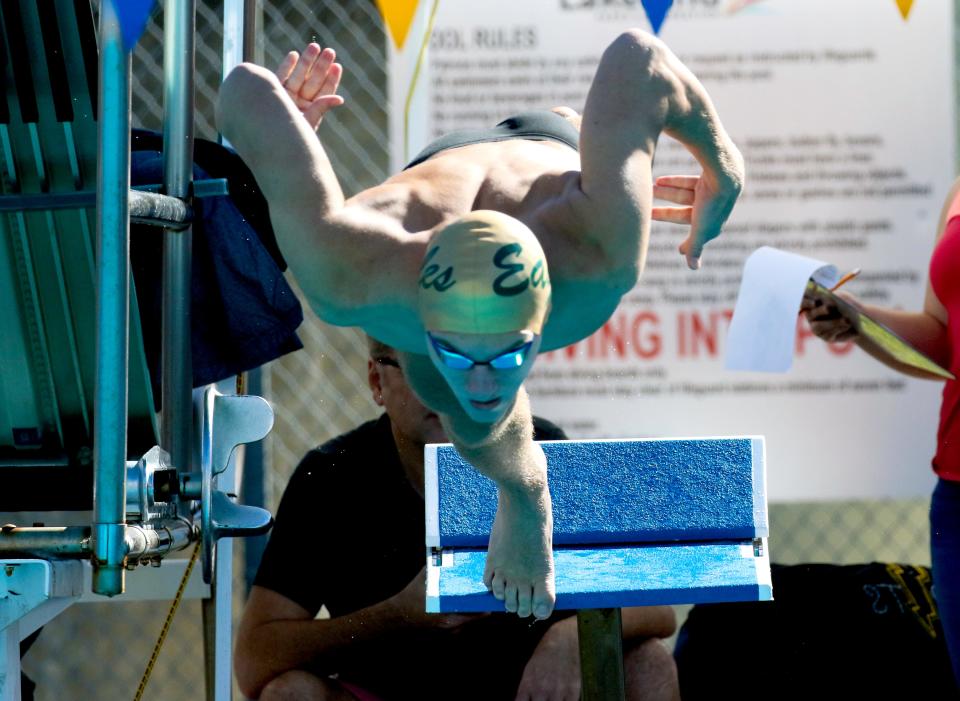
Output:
top-left (338, 680), bottom-right (386, 701)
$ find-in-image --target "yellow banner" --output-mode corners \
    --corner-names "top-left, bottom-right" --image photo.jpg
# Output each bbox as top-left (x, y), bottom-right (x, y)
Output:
top-left (895, 0), bottom-right (915, 20)
top-left (376, 0), bottom-right (420, 50)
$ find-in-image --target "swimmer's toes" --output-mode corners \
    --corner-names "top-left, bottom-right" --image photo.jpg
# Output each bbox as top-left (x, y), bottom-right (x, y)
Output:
top-left (532, 581), bottom-right (556, 620)
top-left (504, 584), bottom-right (519, 613)
top-left (516, 585), bottom-right (534, 618)
top-left (490, 573), bottom-right (506, 601)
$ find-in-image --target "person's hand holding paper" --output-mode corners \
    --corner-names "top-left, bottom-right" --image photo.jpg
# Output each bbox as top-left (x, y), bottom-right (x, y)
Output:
top-left (726, 247), bottom-right (953, 379)
top-left (724, 246), bottom-right (839, 372)
top-left (801, 286), bottom-right (862, 343)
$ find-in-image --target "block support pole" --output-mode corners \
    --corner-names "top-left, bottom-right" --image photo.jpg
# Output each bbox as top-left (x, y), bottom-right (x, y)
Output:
top-left (577, 607), bottom-right (625, 701)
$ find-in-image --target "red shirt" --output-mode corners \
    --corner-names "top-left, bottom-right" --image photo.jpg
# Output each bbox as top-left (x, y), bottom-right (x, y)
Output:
top-left (930, 211), bottom-right (960, 480)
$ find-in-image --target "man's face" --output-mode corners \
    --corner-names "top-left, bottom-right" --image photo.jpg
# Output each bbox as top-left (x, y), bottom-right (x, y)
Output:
top-left (425, 329), bottom-right (541, 423)
top-left (369, 351), bottom-right (446, 447)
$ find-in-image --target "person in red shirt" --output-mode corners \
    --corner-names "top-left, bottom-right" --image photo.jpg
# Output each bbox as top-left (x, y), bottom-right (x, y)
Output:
top-left (801, 178), bottom-right (960, 687)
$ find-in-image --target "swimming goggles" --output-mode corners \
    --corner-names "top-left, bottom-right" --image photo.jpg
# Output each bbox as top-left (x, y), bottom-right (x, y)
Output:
top-left (427, 333), bottom-right (534, 371)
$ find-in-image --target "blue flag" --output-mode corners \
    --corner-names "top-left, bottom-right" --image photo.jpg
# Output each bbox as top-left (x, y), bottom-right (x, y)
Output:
top-left (642, 0), bottom-right (673, 34)
top-left (112, 0), bottom-right (158, 52)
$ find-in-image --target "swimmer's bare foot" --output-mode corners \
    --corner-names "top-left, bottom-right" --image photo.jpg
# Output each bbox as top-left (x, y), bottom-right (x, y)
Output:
top-left (483, 480), bottom-right (555, 619)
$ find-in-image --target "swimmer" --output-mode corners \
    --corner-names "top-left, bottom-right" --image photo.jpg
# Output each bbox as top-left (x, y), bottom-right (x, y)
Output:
top-left (217, 28), bottom-right (744, 620)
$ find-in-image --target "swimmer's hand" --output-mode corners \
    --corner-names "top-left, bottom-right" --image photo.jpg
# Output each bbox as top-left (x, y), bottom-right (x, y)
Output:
top-left (652, 167), bottom-right (743, 270)
top-left (276, 43), bottom-right (345, 131)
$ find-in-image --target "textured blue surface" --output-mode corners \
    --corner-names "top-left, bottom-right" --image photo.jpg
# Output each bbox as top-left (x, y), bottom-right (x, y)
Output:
top-left (435, 438), bottom-right (765, 547)
top-left (428, 542), bottom-right (771, 612)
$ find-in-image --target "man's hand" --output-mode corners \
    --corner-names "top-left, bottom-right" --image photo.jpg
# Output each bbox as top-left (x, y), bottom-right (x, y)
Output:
top-left (276, 43), bottom-right (344, 130)
top-left (800, 287), bottom-right (862, 343)
top-left (387, 567), bottom-right (483, 630)
top-left (514, 617), bottom-right (580, 701)
top-left (652, 168), bottom-right (743, 271)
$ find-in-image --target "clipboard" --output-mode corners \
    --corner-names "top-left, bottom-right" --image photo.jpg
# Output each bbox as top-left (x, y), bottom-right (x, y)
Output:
top-left (806, 280), bottom-right (955, 381)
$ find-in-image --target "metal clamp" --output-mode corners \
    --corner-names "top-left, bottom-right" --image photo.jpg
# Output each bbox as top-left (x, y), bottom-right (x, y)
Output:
top-left (198, 386), bottom-right (274, 583)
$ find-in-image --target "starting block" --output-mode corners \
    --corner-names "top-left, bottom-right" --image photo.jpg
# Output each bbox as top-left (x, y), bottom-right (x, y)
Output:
top-left (426, 436), bottom-right (771, 698)
top-left (425, 437), bottom-right (771, 611)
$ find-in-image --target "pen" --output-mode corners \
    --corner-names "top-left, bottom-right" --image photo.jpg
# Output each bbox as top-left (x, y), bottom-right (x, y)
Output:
top-left (829, 267), bottom-right (861, 293)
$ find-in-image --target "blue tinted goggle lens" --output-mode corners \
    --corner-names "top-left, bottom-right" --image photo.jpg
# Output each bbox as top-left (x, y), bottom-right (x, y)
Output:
top-left (488, 346), bottom-right (529, 369)
top-left (435, 346), bottom-right (474, 370)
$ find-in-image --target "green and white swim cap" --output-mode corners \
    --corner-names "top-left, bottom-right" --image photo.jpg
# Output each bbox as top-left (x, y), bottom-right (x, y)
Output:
top-left (418, 210), bottom-right (551, 334)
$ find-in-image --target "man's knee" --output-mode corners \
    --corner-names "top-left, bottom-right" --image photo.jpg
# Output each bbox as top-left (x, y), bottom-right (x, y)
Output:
top-left (624, 638), bottom-right (680, 701)
top-left (259, 670), bottom-right (347, 701)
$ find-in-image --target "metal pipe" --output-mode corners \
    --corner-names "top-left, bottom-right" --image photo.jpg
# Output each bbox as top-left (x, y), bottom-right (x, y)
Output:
top-left (223, 0), bottom-right (244, 76)
top-left (244, 0), bottom-right (262, 64)
top-left (224, 0), bottom-right (261, 70)
top-left (92, 0), bottom-right (132, 597)
top-left (0, 520), bottom-right (194, 562)
top-left (160, 0), bottom-right (196, 479)
top-left (0, 526), bottom-right (91, 557)
top-left (124, 519), bottom-right (195, 560)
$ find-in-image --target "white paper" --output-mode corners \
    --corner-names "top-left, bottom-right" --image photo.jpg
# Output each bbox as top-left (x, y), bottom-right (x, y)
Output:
top-left (725, 247), bottom-right (838, 373)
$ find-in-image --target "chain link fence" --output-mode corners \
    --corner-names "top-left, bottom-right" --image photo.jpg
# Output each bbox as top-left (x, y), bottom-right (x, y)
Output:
top-left (16, 1), bottom-right (933, 699)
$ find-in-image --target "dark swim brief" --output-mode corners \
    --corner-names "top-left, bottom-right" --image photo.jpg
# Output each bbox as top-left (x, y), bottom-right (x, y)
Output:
top-left (404, 110), bottom-right (580, 170)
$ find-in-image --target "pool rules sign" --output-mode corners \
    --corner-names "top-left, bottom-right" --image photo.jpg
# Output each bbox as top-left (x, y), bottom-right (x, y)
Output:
top-left (387, 0), bottom-right (954, 501)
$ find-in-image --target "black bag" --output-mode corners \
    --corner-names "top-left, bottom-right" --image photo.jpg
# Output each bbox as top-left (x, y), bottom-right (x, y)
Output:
top-left (674, 562), bottom-right (958, 699)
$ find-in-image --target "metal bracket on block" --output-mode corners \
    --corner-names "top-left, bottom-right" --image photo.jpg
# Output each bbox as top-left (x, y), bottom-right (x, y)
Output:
top-left (199, 386), bottom-right (274, 583)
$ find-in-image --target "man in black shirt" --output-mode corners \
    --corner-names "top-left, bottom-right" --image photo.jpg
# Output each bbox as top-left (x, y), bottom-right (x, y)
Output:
top-left (234, 338), bottom-right (680, 700)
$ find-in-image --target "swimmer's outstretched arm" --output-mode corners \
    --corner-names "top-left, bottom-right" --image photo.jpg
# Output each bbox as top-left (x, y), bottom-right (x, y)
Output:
top-left (575, 29), bottom-right (744, 274)
top-left (217, 49), bottom-right (427, 350)
top-left (444, 391), bottom-right (555, 619)
top-left (398, 352), bottom-right (556, 619)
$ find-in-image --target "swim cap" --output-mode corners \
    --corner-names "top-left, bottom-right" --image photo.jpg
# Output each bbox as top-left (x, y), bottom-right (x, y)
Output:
top-left (418, 210), bottom-right (551, 334)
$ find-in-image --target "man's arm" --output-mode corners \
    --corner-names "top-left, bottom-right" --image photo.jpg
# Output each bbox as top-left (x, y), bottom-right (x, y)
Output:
top-left (574, 29), bottom-right (743, 276)
top-left (216, 59), bottom-right (427, 350)
top-left (801, 288), bottom-right (949, 380)
top-left (235, 573), bottom-right (473, 699)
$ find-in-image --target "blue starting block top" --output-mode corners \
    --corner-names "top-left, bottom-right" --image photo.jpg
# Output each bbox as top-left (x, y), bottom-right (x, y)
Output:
top-left (425, 436), bottom-right (771, 612)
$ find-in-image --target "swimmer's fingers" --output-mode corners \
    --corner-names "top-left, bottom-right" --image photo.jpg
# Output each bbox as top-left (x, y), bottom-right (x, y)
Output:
top-left (282, 44), bottom-right (320, 100)
top-left (276, 51), bottom-right (298, 85)
top-left (653, 175), bottom-right (697, 235)
top-left (677, 170), bottom-right (741, 271)
top-left (652, 206), bottom-right (692, 224)
top-left (655, 175), bottom-right (699, 194)
top-left (320, 61), bottom-right (343, 100)
top-left (653, 184), bottom-right (696, 206)
top-left (303, 93), bottom-right (345, 130)
top-left (302, 48), bottom-right (341, 102)
top-left (279, 45), bottom-right (344, 129)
